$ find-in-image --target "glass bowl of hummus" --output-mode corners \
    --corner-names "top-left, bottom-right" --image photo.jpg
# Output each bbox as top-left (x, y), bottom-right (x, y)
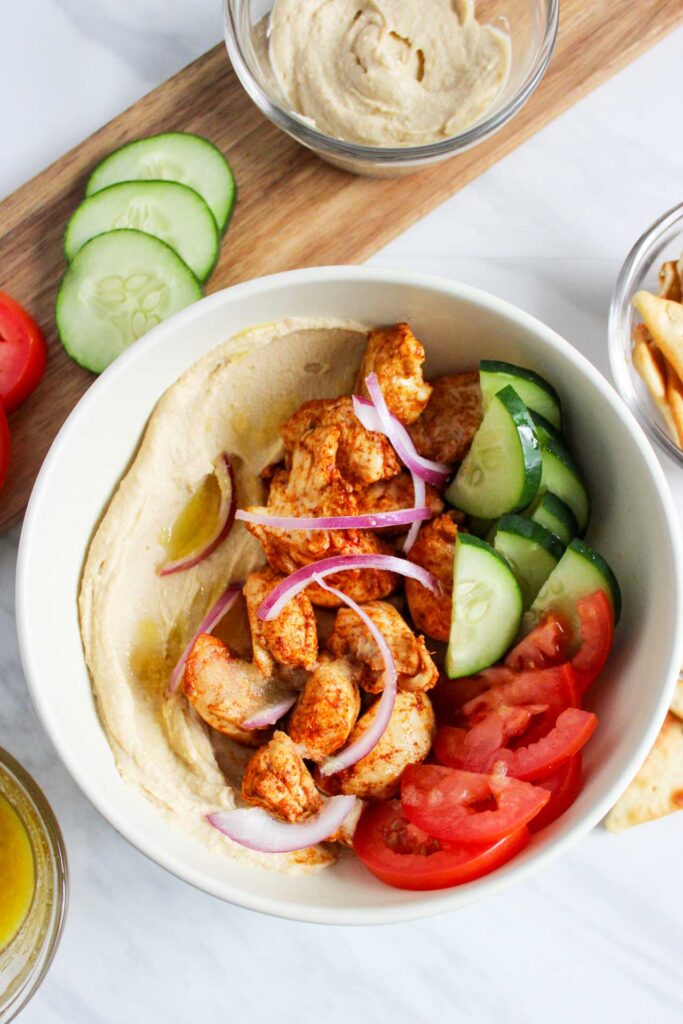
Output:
top-left (0, 749), bottom-right (68, 1023)
top-left (223, 0), bottom-right (558, 177)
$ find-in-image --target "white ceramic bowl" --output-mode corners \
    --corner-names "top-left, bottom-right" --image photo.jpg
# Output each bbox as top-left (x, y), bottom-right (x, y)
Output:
top-left (17, 267), bottom-right (683, 925)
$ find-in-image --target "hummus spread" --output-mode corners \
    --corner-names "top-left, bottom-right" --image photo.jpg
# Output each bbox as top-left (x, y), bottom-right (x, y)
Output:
top-left (79, 318), bottom-right (368, 874)
top-left (268, 0), bottom-right (511, 147)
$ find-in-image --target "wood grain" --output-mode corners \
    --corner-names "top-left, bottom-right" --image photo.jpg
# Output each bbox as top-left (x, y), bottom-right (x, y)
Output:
top-left (1, 0), bottom-right (681, 531)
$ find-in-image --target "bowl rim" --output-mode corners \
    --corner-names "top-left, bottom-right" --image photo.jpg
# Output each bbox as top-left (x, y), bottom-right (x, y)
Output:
top-left (608, 201), bottom-right (683, 467)
top-left (222, 0), bottom-right (559, 164)
top-left (16, 265), bottom-right (683, 925)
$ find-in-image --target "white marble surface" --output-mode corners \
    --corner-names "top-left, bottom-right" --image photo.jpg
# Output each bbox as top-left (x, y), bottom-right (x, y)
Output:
top-left (2, 4), bottom-right (683, 1021)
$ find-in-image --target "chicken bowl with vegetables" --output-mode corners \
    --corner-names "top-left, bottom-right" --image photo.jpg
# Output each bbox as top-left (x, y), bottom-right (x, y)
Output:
top-left (17, 268), bottom-right (683, 922)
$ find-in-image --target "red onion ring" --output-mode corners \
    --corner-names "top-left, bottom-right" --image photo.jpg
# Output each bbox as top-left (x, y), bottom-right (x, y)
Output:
top-left (353, 389), bottom-right (452, 486)
top-left (164, 582), bottom-right (242, 698)
top-left (206, 795), bottom-right (357, 853)
top-left (402, 472), bottom-right (425, 555)
top-left (256, 553), bottom-right (439, 622)
top-left (235, 506), bottom-right (431, 532)
top-left (313, 576), bottom-right (397, 777)
top-left (159, 453), bottom-right (237, 576)
top-left (241, 694), bottom-right (298, 730)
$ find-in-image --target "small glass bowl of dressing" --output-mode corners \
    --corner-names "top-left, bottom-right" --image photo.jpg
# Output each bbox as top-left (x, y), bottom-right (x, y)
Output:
top-left (223, 0), bottom-right (558, 177)
top-left (0, 749), bottom-right (68, 1023)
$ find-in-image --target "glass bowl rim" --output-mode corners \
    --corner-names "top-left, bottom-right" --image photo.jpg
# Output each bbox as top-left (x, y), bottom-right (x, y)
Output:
top-left (608, 201), bottom-right (683, 468)
top-left (0, 747), bottom-right (69, 1023)
top-left (222, 0), bottom-right (560, 163)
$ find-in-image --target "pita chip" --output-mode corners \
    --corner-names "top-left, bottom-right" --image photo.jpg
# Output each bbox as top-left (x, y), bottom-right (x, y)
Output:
top-left (605, 714), bottom-right (683, 832)
top-left (633, 291), bottom-right (683, 384)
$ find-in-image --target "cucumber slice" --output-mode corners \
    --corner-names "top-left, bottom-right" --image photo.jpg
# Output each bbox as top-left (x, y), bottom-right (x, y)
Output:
top-left (466, 515), bottom-right (496, 538)
top-left (493, 513), bottom-right (565, 609)
top-left (446, 533), bottom-right (523, 678)
top-left (56, 229), bottom-right (202, 373)
top-left (65, 181), bottom-right (219, 283)
top-left (480, 360), bottom-right (562, 429)
top-left (86, 133), bottom-right (235, 234)
top-left (530, 410), bottom-right (562, 447)
top-left (541, 438), bottom-right (590, 534)
top-left (525, 491), bottom-right (579, 546)
top-left (445, 385), bottom-right (541, 518)
top-left (523, 538), bottom-right (622, 642)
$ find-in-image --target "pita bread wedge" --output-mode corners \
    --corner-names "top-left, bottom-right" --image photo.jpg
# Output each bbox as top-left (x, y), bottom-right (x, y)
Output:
top-left (670, 675), bottom-right (683, 721)
top-left (665, 359), bottom-right (683, 447)
top-left (605, 714), bottom-right (683, 832)
top-left (658, 260), bottom-right (682, 302)
top-left (633, 291), bottom-right (683, 384)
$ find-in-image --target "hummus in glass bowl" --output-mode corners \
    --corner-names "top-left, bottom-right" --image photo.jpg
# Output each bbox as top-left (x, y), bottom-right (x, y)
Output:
top-left (268, 0), bottom-right (511, 147)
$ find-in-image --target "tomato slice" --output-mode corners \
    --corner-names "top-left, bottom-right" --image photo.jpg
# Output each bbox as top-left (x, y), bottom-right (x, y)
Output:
top-left (401, 764), bottom-right (550, 844)
top-left (505, 613), bottom-right (571, 671)
top-left (462, 663), bottom-right (579, 722)
top-left (530, 755), bottom-right (582, 833)
top-left (353, 799), bottom-right (530, 891)
top-left (434, 704), bottom-right (548, 773)
top-left (571, 591), bottom-right (614, 695)
top-left (0, 403), bottom-right (9, 491)
top-left (0, 291), bottom-right (47, 412)
top-left (431, 667), bottom-right (514, 725)
top-left (495, 708), bottom-right (597, 781)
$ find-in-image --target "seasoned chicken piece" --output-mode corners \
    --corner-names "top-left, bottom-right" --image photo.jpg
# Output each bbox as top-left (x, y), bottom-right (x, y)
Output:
top-left (241, 731), bottom-right (323, 822)
top-left (244, 567), bottom-right (318, 677)
top-left (287, 654), bottom-right (361, 762)
top-left (408, 371), bottom-right (483, 464)
top-left (279, 396), bottom-right (400, 486)
top-left (356, 471), bottom-right (444, 536)
top-left (245, 425), bottom-right (398, 606)
top-left (326, 691), bottom-right (436, 800)
top-left (183, 634), bottom-right (291, 746)
top-left (327, 601), bottom-right (438, 694)
top-left (405, 514), bottom-right (458, 643)
top-left (356, 323), bottom-right (432, 425)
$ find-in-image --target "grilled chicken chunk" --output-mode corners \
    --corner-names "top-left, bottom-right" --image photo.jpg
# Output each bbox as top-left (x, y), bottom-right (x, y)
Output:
top-left (241, 731), bottom-right (323, 822)
top-left (408, 371), bottom-right (482, 463)
top-left (356, 323), bottom-right (432, 425)
top-left (244, 567), bottom-right (318, 677)
top-left (287, 654), bottom-right (361, 762)
top-left (406, 514), bottom-right (458, 643)
top-left (327, 600), bottom-right (438, 693)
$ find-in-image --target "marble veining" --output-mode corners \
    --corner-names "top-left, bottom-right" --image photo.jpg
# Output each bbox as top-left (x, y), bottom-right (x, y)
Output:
top-left (1, 4), bottom-right (682, 1021)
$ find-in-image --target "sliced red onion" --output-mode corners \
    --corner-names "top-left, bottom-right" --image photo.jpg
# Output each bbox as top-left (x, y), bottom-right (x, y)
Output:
top-left (402, 472), bottom-right (425, 555)
top-left (257, 553), bottom-right (439, 622)
top-left (159, 453), bottom-right (236, 576)
top-left (241, 694), bottom-right (298, 730)
top-left (164, 582), bottom-right (242, 698)
top-left (235, 506), bottom-right (431, 532)
top-left (353, 388), bottom-right (452, 486)
top-left (313, 576), bottom-right (397, 777)
top-left (206, 795), bottom-right (356, 853)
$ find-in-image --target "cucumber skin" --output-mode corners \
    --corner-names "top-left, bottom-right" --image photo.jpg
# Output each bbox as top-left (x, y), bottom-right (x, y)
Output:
top-left (480, 360), bottom-right (562, 429)
top-left (526, 490), bottom-right (579, 546)
top-left (569, 538), bottom-right (622, 622)
top-left (55, 228), bottom-right (202, 374)
top-left (541, 440), bottom-right (590, 534)
top-left (86, 132), bottom-right (236, 234)
top-left (496, 513), bottom-right (566, 561)
top-left (530, 410), bottom-right (562, 447)
top-left (63, 180), bottom-right (220, 283)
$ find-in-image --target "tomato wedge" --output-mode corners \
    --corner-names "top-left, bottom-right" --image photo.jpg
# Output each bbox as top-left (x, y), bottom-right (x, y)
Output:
top-left (0, 291), bottom-right (47, 412)
top-left (0, 403), bottom-right (9, 491)
top-left (530, 755), bottom-right (582, 833)
top-left (431, 667), bottom-right (513, 725)
top-left (494, 708), bottom-right (597, 781)
top-left (571, 591), bottom-right (614, 695)
top-left (462, 663), bottom-right (579, 723)
top-left (505, 613), bottom-right (571, 672)
top-left (353, 799), bottom-right (530, 891)
top-left (434, 704), bottom-right (548, 773)
top-left (401, 764), bottom-right (550, 844)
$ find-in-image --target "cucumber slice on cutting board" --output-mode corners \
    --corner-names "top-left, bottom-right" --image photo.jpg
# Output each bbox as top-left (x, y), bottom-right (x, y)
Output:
top-left (445, 385), bottom-right (541, 518)
top-left (525, 491), bottom-right (579, 546)
top-left (64, 181), bottom-right (219, 283)
top-left (446, 533), bottom-right (523, 678)
top-left (541, 438), bottom-right (590, 534)
top-left (56, 229), bottom-right (202, 373)
top-left (523, 538), bottom-right (622, 642)
top-left (480, 360), bottom-right (562, 429)
top-left (493, 513), bottom-right (565, 609)
top-left (86, 133), bottom-right (235, 234)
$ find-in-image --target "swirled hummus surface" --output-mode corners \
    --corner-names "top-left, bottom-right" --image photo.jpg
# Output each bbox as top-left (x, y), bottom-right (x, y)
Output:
top-left (268, 0), bottom-right (511, 146)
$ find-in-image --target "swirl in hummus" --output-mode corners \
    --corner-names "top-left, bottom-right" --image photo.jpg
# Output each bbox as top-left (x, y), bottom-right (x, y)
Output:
top-left (268, 0), bottom-right (511, 147)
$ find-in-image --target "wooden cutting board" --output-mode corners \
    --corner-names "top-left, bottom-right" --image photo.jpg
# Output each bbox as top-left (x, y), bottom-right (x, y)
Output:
top-left (1, 0), bottom-right (681, 531)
